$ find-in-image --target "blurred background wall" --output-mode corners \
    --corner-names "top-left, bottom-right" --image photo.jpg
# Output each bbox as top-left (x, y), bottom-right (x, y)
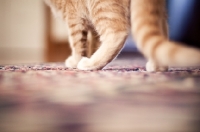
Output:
top-left (0, 0), bottom-right (45, 64)
top-left (167, 0), bottom-right (200, 48)
top-left (0, 0), bottom-right (200, 64)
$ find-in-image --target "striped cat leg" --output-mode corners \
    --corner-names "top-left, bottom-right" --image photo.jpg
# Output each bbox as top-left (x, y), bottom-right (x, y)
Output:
top-left (65, 19), bottom-right (88, 68)
top-left (146, 19), bottom-right (169, 72)
top-left (77, 1), bottom-right (129, 70)
top-left (77, 31), bottom-right (127, 70)
top-left (77, 24), bottom-right (128, 70)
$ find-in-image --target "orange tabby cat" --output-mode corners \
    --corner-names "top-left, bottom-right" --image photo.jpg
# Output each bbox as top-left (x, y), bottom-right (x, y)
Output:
top-left (45, 0), bottom-right (200, 72)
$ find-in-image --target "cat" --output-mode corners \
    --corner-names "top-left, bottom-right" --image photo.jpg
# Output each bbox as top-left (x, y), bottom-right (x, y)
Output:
top-left (45, 0), bottom-right (200, 72)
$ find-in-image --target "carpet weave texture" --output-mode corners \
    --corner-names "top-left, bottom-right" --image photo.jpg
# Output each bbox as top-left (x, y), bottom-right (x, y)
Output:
top-left (0, 55), bottom-right (200, 132)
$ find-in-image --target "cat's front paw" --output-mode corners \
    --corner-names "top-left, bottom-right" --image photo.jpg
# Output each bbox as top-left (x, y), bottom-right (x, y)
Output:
top-left (77, 57), bottom-right (105, 70)
top-left (146, 61), bottom-right (168, 72)
top-left (65, 56), bottom-right (80, 69)
top-left (77, 57), bottom-right (93, 70)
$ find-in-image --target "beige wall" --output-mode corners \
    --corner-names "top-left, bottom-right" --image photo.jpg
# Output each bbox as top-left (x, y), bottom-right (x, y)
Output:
top-left (0, 0), bottom-right (46, 64)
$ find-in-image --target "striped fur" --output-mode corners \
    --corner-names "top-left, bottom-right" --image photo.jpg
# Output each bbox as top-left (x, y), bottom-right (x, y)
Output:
top-left (45, 0), bottom-right (200, 71)
top-left (131, 0), bottom-right (200, 71)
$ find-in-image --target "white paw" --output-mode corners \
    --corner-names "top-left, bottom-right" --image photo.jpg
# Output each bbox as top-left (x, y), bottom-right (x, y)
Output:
top-left (77, 57), bottom-right (94, 70)
top-left (65, 56), bottom-right (80, 69)
top-left (146, 61), bottom-right (168, 72)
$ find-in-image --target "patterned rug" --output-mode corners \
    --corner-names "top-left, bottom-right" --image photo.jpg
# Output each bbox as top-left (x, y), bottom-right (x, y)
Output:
top-left (0, 53), bottom-right (200, 132)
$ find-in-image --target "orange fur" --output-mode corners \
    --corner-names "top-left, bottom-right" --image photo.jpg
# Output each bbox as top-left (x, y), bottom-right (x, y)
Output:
top-left (45, 0), bottom-right (200, 72)
top-left (131, 0), bottom-right (200, 71)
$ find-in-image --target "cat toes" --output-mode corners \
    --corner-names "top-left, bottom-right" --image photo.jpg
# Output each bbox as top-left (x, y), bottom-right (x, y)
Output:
top-left (146, 61), bottom-right (168, 72)
top-left (77, 57), bottom-right (102, 70)
top-left (65, 56), bottom-right (80, 69)
top-left (77, 57), bottom-right (93, 70)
